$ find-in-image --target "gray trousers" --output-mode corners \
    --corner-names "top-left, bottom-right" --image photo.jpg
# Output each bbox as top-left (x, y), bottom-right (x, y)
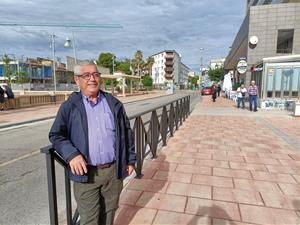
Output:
top-left (74, 164), bottom-right (123, 225)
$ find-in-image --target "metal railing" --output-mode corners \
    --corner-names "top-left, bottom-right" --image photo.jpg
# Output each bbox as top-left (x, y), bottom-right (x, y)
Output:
top-left (41, 95), bottom-right (190, 225)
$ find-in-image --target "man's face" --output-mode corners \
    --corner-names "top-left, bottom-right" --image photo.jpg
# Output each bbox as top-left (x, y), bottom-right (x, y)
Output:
top-left (74, 64), bottom-right (100, 97)
top-left (251, 81), bottom-right (255, 85)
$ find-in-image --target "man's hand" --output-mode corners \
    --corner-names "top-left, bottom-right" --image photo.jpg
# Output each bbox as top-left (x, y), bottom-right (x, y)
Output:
top-left (127, 165), bottom-right (135, 176)
top-left (69, 155), bottom-right (87, 175)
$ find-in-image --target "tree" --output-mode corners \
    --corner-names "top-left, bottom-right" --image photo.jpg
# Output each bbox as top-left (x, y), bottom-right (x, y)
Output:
top-left (188, 75), bottom-right (199, 88)
top-left (207, 66), bottom-right (225, 82)
top-left (142, 75), bottom-right (153, 87)
top-left (115, 59), bottom-right (132, 75)
top-left (96, 52), bottom-right (114, 73)
top-left (133, 50), bottom-right (144, 77)
top-left (3, 54), bottom-right (13, 86)
top-left (145, 56), bottom-right (154, 76)
top-left (15, 71), bottom-right (30, 89)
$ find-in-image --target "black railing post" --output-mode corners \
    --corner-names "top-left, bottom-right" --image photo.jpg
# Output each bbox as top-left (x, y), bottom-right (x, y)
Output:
top-left (135, 116), bottom-right (143, 178)
top-left (179, 99), bottom-right (183, 125)
top-left (64, 169), bottom-right (73, 225)
top-left (150, 110), bottom-right (159, 159)
top-left (43, 147), bottom-right (59, 225)
top-left (161, 106), bottom-right (168, 146)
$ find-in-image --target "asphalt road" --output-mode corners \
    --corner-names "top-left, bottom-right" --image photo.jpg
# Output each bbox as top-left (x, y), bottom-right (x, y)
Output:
top-left (0, 91), bottom-right (200, 225)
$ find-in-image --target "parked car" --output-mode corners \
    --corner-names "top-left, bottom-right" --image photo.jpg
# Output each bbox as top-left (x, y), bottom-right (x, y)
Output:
top-left (201, 86), bottom-right (212, 95)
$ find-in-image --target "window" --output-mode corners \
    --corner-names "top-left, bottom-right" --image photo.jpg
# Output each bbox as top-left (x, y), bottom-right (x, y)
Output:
top-left (266, 68), bottom-right (274, 97)
top-left (277, 29), bottom-right (294, 54)
top-left (275, 68), bottom-right (282, 97)
top-left (282, 68), bottom-right (292, 97)
top-left (292, 68), bottom-right (300, 97)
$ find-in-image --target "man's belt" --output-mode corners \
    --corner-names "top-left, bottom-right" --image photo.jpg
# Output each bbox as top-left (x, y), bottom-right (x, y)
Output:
top-left (89, 161), bottom-right (115, 169)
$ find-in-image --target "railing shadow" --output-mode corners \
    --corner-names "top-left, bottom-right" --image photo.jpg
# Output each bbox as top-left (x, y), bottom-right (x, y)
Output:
top-left (41, 95), bottom-right (190, 225)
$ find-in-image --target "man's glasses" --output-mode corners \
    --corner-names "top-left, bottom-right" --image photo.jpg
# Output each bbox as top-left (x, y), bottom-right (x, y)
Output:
top-left (77, 72), bottom-right (100, 80)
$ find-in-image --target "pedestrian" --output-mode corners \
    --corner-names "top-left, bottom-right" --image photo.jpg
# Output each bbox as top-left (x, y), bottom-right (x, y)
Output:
top-left (0, 85), bottom-right (5, 111)
top-left (217, 83), bottom-right (221, 97)
top-left (236, 84), bottom-right (247, 109)
top-left (248, 80), bottom-right (258, 112)
top-left (211, 83), bottom-right (218, 102)
top-left (49, 61), bottom-right (136, 225)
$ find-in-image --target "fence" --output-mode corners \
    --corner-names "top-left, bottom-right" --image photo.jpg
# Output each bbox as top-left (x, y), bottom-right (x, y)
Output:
top-left (41, 95), bottom-right (190, 225)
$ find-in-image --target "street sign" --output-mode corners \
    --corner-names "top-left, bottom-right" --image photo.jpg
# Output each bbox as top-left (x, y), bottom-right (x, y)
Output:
top-left (237, 59), bottom-right (247, 74)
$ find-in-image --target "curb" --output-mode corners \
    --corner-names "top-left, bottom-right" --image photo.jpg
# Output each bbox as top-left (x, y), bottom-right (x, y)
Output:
top-left (0, 116), bottom-right (56, 130)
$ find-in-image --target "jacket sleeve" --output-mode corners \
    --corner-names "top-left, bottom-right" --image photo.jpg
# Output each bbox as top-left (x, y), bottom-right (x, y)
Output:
top-left (122, 105), bottom-right (136, 165)
top-left (49, 102), bottom-right (80, 163)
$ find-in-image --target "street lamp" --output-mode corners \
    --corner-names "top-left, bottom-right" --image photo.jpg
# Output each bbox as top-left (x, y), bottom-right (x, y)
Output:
top-left (199, 47), bottom-right (204, 88)
top-left (49, 33), bottom-right (57, 93)
top-left (112, 55), bottom-right (116, 75)
top-left (64, 31), bottom-right (77, 65)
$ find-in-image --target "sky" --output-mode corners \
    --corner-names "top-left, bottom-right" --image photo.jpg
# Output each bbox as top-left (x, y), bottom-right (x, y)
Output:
top-left (0, 0), bottom-right (245, 72)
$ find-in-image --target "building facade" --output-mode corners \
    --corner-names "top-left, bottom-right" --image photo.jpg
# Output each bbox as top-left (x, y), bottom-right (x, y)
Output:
top-left (151, 50), bottom-right (189, 86)
top-left (210, 58), bottom-right (225, 69)
top-left (225, 0), bottom-right (300, 107)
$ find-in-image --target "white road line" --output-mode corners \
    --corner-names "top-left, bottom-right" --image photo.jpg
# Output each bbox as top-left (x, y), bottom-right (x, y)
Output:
top-left (0, 150), bottom-right (40, 168)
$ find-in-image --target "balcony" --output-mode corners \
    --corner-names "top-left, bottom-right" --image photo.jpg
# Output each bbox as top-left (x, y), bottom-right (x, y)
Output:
top-left (164, 67), bottom-right (174, 73)
top-left (165, 52), bottom-right (174, 59)
top-left (165, 73), bottom-right (173, 79)
top-left (165, 59), bottom-right (174, 66)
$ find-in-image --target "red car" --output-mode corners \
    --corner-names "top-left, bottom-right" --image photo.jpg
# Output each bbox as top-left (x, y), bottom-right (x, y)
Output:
top-left (201, 87), bottom-right (213, 95)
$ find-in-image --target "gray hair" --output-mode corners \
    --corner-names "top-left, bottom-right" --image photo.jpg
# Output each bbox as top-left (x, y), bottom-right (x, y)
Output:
top-left (74, 60), bottom-right (98, 76)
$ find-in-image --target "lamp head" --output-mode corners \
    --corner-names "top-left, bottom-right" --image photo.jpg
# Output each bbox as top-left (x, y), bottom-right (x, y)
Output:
top-left (64, 37), bottom-right (72, 48)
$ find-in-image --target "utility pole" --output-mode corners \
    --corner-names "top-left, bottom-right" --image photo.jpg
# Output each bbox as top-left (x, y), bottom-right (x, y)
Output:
top-left (49, 34), bottom-right (57, 93)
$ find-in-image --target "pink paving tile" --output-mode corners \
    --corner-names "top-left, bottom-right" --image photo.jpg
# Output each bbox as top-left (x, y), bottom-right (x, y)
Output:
top-left (153, 210), bottom-right (212, 225)
top-left (240, 204), bottom-right (300, 225)
top-left (141, 169), bottom-right (157, 179)
top-left (289, 153), bottom-right (300, 161)
top-left (279, 159), bottom-right (300, 167)
top-left (278, 183), bottom-right (300, 196)
top-left (126, 179), bottom-right (168, 193)
top-left (213, 187), bottom-right (263, 205)
top-left (182, 152), bottom-right (212, 159)
top-left (213, 168), bottom-right (252, 179)
top-left (192, 174), bottom-right (233, 188)
top-left (120, 189), bottom-right (143, 205)
top-left (176, 164), bottom-right (212, 175)
top-left (260, 191), bottom-right (300, 210)
top-left (293, 174), bottom-right (300, 184)
top-left (152, 171), bottom-right (192, 183)
top-left (244, 156), bottom-right (280, 165)
top-left (229, 162), bottom-right (267, 171)
top-left (163, 156), bottom-right (195, 165)
top-left (257, 153), bottom-right (292, 160)
top-left (166, 182), bottom-right (211, 199)
top-left (136, 192), bottom-right (187, 213)
top-left (251, 171), bottom-right (297, 184)
top-left (114, 205), bottom-right (157, 225)
top-left (196, 159), bottom-right (229, 168)
top-left (213, 154), bottom-right (245, 162)
top-left (234, 178), bottom-right (282, 193)
top-left (266, 164), bottom-right (300, 174)
top-left (213, 218), bottom-right (256, 225)
top-left (185, 197), bottom-right (241, 221)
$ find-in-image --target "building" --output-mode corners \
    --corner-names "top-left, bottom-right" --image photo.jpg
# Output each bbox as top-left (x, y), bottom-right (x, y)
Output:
top-left (151, 50), bottom-right (189, 86)
top-left (210, 58), bottom-right (225, 69)
top-left (180, 62), bottom-right (189, 87)
top-left (224, 0), bottom-right (300, 107)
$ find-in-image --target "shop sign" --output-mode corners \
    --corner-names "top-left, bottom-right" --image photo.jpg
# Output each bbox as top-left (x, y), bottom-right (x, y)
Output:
top-left (237, 59), bottom-right (247, 74)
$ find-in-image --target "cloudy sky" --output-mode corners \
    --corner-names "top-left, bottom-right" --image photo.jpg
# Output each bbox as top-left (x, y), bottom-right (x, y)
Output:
top-left (0, 0), bottom-right (245, 72)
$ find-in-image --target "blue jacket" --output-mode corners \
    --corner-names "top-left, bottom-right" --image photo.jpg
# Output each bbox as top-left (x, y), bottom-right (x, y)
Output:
top-left (49, 90), bottom-right (136, 182)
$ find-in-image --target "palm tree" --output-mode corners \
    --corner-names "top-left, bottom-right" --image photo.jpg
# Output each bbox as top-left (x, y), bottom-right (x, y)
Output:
top-left (146, 56), bottom-right (154, 77)
top-left (134, 50), bottom-right (144, 77)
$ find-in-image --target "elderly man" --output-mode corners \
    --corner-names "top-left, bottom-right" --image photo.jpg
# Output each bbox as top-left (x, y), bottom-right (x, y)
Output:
top-left (248, 80), bottom-right (258, 112)
top-left (49, 61), bottom-right (136, 225)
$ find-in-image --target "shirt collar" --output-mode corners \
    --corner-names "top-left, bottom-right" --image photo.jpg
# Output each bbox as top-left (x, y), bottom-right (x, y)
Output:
top-left (81, 92), bottom-right (102, 107)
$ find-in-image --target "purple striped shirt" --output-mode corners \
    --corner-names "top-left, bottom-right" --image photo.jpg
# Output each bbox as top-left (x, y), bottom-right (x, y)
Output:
top-left (82, 93), bottom-right (116, 166)
top-left (248, 85), bottom-right (258, 96)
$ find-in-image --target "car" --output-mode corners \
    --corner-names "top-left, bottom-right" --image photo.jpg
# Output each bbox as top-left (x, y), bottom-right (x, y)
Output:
top-left (201, 86), bottom-right (213, 95)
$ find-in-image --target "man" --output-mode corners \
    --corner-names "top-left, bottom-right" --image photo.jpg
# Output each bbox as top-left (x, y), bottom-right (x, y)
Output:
top-left (236, 84), bottom-right (247, 109)
top-left (211, 83), bottom-right (218, 102)
top-left (248, 80), bottom-right (258, 112)
top-left (49, 61), bottom-right (136, 225)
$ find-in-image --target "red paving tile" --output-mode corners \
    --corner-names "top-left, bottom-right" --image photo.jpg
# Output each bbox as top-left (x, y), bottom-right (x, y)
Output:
top-left (213, 168), bottom-right (252, 179)
top-left (176, 164), bottom-right (212, 175)
top-left (251, 171), bottom-right (297, 184)
top-left (166, 182), bottom-right (211, 199)
top-left (213, 187), bottom-right (264, 205)
top-left (192, 174), bottom-right (234, 188)
top-left (152, 171), bottom-right (192, 183)
top-left (153, 210), bottom-right (211, 225)
top-left (278, 183), bottom-right (300, 196)
top-left (260, 191), bottom-right (300, 210)
top-left (185, 197), bottom-right (241, 221)
top-left (240, 204), bottom-right (300, 225)
top-left (233, 178), bottom-right (282, 193)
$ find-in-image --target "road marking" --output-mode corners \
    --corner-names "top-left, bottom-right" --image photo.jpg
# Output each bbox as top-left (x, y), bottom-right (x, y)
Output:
top-left (0, 150), bottom-right (40, 168)
top-left (0, 118), bottom-right (54, 132)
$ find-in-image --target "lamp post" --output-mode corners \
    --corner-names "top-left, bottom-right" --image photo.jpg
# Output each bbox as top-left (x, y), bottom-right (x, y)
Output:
top-left (49, 33), bottom-right (57, 93)
top-left (199, 47), bottom-right (204, 88)
top-left (112, 55), bottom-right (115, 75)
top-left (64, 31), bottom-right (77, 65)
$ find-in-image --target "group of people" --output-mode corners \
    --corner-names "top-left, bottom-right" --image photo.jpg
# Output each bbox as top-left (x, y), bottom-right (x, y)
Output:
top-left (0, 85), bottom-right (14, 111)
top-left (236, 80), bottom-right (258, 112)
top-left (211, 83), bottom-right (221, 102)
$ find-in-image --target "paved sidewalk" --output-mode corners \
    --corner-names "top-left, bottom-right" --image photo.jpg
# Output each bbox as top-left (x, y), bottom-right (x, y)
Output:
top-left (0, 91), bottom-right (167, 128)
top-left (114, 95), bottom-right (300, 225)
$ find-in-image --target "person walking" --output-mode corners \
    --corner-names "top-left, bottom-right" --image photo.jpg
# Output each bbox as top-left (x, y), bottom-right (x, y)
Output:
top-left (0, 86), bottom-right (5, 111)
top-left (217, 83), bottom-right (221, 97)
top-left (248, 80), bottom-right (258, 112)
top-left (49, 61), bottom-right (136, 225)
top-left (211, 83), bottom-right (218, 102)
top-left (236, 84), bottom-right (247, 109)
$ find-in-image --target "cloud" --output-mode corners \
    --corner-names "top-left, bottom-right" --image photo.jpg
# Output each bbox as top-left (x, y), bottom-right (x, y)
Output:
top-left (0, 0), bottom-right (245, 72)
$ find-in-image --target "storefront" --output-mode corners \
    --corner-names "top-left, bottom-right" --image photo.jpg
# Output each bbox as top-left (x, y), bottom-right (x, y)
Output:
top-left (258, 55), bottom-right (300, 109)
